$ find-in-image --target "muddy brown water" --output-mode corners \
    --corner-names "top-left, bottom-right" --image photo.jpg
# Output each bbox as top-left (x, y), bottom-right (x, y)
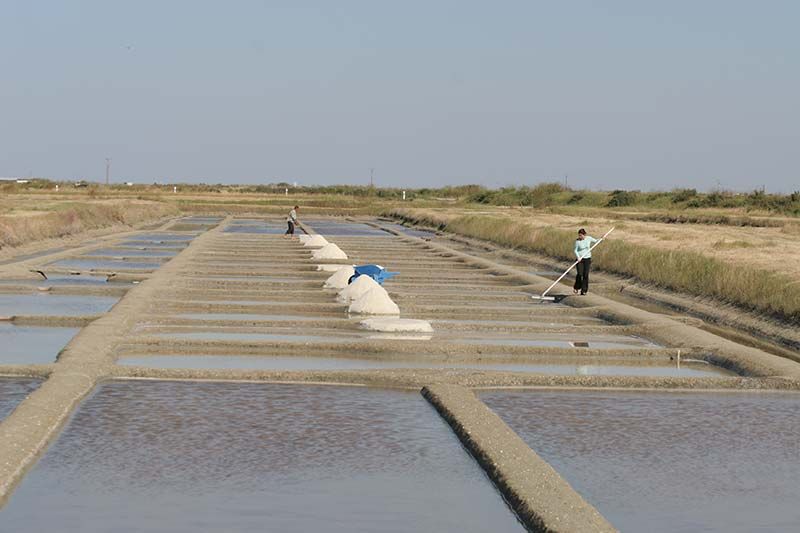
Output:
top-left (118, 355), bottom-right (730, 377)
top-left (0, 324), bottom-right (80, 364)
top-left (0, 294), bottom-right (119, 316)
top-left (1, 381), bottom-right (523, 532)
top-left (481, 389), bottom-right (800, 532)
top-left (0, 378), bottom-right (40, 422)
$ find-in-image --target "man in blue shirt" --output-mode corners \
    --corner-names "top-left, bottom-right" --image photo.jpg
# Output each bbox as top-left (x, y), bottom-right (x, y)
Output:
top-left (573, 228), bottom-right (598, 295)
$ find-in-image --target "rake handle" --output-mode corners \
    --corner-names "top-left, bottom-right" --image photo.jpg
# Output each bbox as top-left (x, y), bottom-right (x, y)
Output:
top-left (539, 227), bottom-right (614, 298)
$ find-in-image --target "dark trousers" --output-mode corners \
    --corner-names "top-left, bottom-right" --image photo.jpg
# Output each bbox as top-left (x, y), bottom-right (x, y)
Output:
top-left (285, 221), bottom-right (295, 235)
top-left (574, 258), bottom-right (591, 294)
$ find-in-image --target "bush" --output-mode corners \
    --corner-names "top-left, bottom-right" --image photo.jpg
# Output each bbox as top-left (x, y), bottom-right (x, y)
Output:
top-left (606, 190), bottom-right (639, 207)
top-left (671, 188), bottom-right (697, 203)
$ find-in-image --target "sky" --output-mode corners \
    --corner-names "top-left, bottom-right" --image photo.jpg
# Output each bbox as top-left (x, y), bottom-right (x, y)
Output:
top-left (1, 1), bottom-right (798, 191)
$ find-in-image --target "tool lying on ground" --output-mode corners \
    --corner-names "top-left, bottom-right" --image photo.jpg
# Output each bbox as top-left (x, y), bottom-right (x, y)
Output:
top-left (531, 227), bottom-right (615, 302)
top-left (348, 264), bottom-right (399, 285)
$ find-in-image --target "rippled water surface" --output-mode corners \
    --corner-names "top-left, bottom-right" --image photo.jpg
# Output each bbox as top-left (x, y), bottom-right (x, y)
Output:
top-left (0, 324), bottom-right (80, 364)
top-left (0, 294), bottom-right (119, 315)
top-left (482, 389), bottom-right (800, 532)
top-left (0, 378), bottom-right (40, 421)
top-left (2, 381), bottom-right (522, 532)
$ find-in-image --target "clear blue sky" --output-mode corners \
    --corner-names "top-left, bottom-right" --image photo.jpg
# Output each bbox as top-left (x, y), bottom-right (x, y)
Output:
top-left (1, 1), bottom-right (797, 191)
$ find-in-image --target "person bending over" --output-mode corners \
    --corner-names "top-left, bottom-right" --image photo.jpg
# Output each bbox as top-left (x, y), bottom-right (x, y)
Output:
top-left (285, 205), bottom-right (299, 238)
top-left (573, 228), bottom-right (598, 295)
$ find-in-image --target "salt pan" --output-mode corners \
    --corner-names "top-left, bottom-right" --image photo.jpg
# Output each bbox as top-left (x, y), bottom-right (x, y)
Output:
top-left (337, 275), bottom-right (383, 303)
top-left (348, 287), bottom-right (400, 315)
top-left (302, 235), bottom-right (329, 247)
top-left (324, 266), bottom-right (356, 289)
top-left (312, 243), bottom-right (348, 260)
top-left (360, 318), bottom-right (433, 333)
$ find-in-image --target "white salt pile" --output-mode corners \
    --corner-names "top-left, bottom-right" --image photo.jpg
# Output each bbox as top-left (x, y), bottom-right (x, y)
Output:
top-left (317, 264), bottom-right (353, 272)
top-left (324, 266), bottom-right (356, 289)
top-left (336, 275), bottom-right (382, 303)
top-left (349, 287), bottom-right (400, 315)
top-left (302, 235), bottom-right (329, 247)
top-left (359, 317), bottom-right (433, 333)
top-left (298, 234), bottom-right (311, 243)
top-left (311, 243), bottom-right (348, 260)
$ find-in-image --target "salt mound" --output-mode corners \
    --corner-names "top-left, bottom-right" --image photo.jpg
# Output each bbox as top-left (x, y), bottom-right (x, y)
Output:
top-left (298, 235), bottom-right (311, 243)
top-left (312, 243), bottom-right (348, 260)
top-left (337, 275), bottom-right (383, 303)
top-left (303, 235), bottom-right (329, 247)
top-left (348, 287), bottom-right (400, 315)
top-left (324, 266), bottom-right (356, 289)
top-left (360, 318), bottom-right (433, 333)
top-left (317, 264), bottom-right (353, 272)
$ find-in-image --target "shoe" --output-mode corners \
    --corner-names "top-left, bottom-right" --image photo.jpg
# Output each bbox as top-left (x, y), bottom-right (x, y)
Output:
top-left (580, 292), bottom-right (587, 296)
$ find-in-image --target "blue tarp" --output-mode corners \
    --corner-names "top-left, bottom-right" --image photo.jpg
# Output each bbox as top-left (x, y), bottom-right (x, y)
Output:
top-left (348, 264), bottom-right (399, 285)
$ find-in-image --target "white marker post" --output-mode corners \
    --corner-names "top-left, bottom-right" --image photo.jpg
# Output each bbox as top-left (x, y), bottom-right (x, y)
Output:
top-left (531, 227), bottom-right (615, 302)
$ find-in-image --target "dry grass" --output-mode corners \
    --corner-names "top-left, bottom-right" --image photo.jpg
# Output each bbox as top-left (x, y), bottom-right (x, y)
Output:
top-left (0, 200), bottom-right (178, 249)
top-left (388, 208), bottom-right (800, 324)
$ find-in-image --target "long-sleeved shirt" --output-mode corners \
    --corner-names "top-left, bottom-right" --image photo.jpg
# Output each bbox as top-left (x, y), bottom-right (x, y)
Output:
top-left (574, 236), bottom-right (598, 260)
top-left (287, 209), bottom-right (297, 223)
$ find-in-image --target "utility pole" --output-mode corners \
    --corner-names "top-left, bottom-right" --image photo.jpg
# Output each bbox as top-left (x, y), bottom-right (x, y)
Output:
top-left (369, 168), bottom-right (374, 188)
top-left (105, 158), bottom-right (112, 186)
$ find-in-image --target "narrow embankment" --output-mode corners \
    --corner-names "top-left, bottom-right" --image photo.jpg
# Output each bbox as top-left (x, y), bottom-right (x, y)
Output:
top-left (386, 208), bottom-right (800, 328)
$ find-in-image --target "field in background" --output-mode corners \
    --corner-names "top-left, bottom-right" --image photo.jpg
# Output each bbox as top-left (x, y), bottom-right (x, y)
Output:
top-left (2, 180), bottom-right (798, 323)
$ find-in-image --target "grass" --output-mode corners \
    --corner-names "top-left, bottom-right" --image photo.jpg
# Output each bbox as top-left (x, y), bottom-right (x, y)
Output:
top-left (387, 208), bottom-right (800, 324)
top-left (0, 201), bottom-right (178, 249)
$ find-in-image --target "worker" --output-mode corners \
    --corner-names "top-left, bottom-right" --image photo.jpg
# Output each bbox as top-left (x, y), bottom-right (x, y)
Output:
top-left (285, 205), bottom-right (299, 239)
top-left (573, 228), bottom-right (598, 295)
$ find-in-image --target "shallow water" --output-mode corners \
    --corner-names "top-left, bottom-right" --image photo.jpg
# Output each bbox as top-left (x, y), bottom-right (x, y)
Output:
top-left (223, 224), bottom-right (285, 234)
top-left (132, 233), bottom-right (196, 241)
top-left (0, 274), bottom-right (115, 287)
top-left (457, 336), bottom-right (658, 349)
top-left (85, 248), bottom-right (177, 258)
top-left (149, 331), bottom-right (361, 342)
top-left (2, 381), bottom-right (522, 532)
top-left (118, 355), bottom-right (729, 377)
top-left (0, 294), bottom-right (119, 316)
top-left (49, 259), bottom-right (163, 271)
top-left (482, 389), bottom-right (800, 532)
top-left (306, 221), bottom-right (390, 236)
top-left (173, 313), bottom-right (327, 321)
top-left (118, 239), bottom-right (188, 248)
top-left (0, 378), bottom-right (40, 421)
top-left (0, 324), bottom-right (80, 364)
